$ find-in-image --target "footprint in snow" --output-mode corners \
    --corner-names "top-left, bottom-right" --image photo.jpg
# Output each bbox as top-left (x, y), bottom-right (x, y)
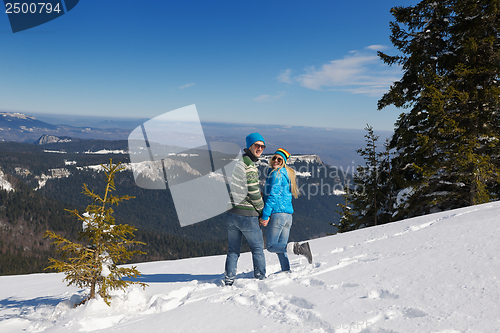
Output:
top-left (404, 307), bottom-right (427, 318)
top-left (363, 289), bottom-right (399, 300)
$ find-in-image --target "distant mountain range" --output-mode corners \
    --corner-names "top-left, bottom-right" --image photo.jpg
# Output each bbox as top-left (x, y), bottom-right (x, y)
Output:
top-left (0, 111), bottom-right (393, 169)
top-left (0, 112), bottom-right (130, 143)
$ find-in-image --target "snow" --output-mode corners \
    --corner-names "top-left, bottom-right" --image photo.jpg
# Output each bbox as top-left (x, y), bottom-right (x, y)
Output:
top-left (33, 174), bottom-right (51, 191)
top-left (395, 186), bottom-right (415, 207)
top-left (20, 126), bottom-right (35, 132)
top-left (43, 150), bottom-right (67, 154)
top-left (0, 112), bottom-right (36, 120)
top-left (332, 189), bottom-right (346, 196)
top-left (43, 150), bottom-right (127, 155)
top-left (33, 169), bottom-right (71, 191)
top-left (258, 154), bottom-right (322, 166)
top-left (76, 164), bottom-right (132, 173)
top-left (84, 150), bottom-right (128, 155)
top-left (81, 212), bottom-right (97, 231)
top-left (295, 171), bottom-right (312, 178)
top-left (0, 169), bottom-right (14, 192)
top-left (1, 202), bottom-right (500, 332)
top-left (80, 213), bottom-right (114, 278)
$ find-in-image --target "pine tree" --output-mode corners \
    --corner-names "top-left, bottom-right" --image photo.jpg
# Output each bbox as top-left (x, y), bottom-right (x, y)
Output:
top-left (44, 160), bottom-right (147, 306)
top-left (355, 125), bottom-right (382, 227)
top-left (445, 0), bottom-right (500, 204)
top-left (378, 0), bottom-right (500, 217)
top-left (334, 125), bottom-right (390, 232)
top-left (377, 138), bottom-right (395, 223)
top-left (333, 182), bottom-right (356, 233)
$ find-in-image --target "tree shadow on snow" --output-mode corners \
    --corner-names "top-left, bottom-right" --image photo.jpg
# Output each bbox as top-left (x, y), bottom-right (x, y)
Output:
top-left (126, 271), bottom-right (256, 284)
top-left (125, 273), bottom-right (223, 284)
top-left (0, 295), bottom-right (68, 321)
top-left (0, 295), bottom-right (65, 309)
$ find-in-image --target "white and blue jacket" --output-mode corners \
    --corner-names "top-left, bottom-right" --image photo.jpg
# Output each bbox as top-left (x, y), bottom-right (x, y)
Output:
top-left (262, 167), bottom-right (294, 220)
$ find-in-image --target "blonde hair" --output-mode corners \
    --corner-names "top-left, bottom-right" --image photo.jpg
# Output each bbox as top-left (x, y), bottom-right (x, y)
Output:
top-left (268, 155), bottom-right (299, 199)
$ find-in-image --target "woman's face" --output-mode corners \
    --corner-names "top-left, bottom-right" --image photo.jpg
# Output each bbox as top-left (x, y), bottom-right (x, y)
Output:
top-left (271, 155), bottom-right (284, 169)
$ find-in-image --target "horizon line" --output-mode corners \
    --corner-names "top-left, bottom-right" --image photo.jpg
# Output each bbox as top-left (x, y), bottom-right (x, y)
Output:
top-left (1, 110), bottom-right (394, 133)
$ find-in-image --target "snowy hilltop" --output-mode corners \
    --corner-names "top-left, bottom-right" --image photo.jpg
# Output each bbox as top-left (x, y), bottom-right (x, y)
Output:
top-left (1, 202), bottom-right (500, 332)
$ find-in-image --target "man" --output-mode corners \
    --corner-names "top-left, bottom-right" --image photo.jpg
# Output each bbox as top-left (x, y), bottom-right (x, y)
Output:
top-left (224, 132), bottom-right (267, 286)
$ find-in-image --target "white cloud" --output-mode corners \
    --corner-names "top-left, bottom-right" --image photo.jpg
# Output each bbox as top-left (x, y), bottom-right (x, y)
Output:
top-left (253, 91), bottom-right (288, 102)
top-left (277, 69), bottom-right (293, 84)
top-left (366, 44), bottom-right (387, 51)
top-left (281, 46), bottom-right (401, 96)
top-left (179, 83), bottom-right (195, 90)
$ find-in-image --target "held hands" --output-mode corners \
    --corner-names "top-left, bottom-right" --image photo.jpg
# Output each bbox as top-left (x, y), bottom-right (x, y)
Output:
top-left (259, 218), bottom-right (269, 227)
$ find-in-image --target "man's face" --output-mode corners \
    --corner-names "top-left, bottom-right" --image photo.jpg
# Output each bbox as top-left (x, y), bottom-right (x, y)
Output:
top-left (248, 141), bottom-right (265, 158)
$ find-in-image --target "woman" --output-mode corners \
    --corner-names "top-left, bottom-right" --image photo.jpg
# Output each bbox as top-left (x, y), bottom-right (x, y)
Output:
top-left (260, 148), bottom-right (313, 271)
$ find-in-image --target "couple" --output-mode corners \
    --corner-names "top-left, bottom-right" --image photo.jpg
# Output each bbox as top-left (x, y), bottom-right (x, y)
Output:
top-left (224, 132), bottom-right (313, 286)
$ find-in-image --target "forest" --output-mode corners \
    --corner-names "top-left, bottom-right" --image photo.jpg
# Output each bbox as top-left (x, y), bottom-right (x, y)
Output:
top-left (336, 0), bottom-right (500, 232)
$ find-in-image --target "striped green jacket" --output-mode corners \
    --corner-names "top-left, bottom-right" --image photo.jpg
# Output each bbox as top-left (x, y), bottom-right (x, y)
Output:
top-left (228, 155), bottom-right (264, 216)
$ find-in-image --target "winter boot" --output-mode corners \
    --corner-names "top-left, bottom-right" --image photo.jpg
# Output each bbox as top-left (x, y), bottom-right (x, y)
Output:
top-left (292, 242), bottom-right (313, 264)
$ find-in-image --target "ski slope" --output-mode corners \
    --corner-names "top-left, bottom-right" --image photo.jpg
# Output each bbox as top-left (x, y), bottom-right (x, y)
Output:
top-left (1, 202), bottom-right (500, 332)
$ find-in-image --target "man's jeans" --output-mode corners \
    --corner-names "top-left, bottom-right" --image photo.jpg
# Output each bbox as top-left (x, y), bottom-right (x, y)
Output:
top-left (265, 213), bottom-right (293, 272)
top-left (224, 212), bottom-right (266, 285)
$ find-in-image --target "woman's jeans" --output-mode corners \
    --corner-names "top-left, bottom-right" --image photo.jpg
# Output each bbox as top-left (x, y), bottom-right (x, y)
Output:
top-left (224, 212), bottom-right (266, 285)
top-left (265, 213), bottom-right (293, 272)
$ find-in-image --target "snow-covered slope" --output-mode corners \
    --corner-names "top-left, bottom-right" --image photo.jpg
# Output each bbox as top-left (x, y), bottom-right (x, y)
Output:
top-left (1, 202), bottom-right (500, 333)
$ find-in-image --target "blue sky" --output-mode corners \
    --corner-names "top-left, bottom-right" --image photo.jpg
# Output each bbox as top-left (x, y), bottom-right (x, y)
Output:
top-left (1, 0), bottom-right (418, 131)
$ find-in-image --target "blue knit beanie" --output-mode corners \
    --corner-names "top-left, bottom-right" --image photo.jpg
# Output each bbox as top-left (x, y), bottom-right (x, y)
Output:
top-left (246, 132), bottom-right (265, 149)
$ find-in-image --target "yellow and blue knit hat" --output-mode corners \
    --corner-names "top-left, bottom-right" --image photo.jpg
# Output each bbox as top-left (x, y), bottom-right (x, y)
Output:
top-left (274, 148), bottom-right (290, 164)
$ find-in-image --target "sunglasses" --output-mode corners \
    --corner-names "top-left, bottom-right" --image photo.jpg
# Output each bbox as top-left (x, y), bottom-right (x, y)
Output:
top-left (272, 156), bottom-right (283, 163)
top-left (253, 143), bottom-right (266, 150)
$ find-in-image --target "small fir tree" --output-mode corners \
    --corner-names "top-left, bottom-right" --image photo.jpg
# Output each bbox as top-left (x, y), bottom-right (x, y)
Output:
top-left (333, 178), bottom-right (355, 233)
top-left (334, 125), bottom-right (393, 232)
top-left (356, 125), bottom-right (382, 227)
top-left (44, 160), bottom-right (147, 306)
